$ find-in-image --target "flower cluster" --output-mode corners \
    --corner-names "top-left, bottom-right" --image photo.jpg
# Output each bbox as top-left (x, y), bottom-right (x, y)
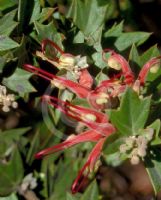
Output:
top-left (119, 128), bottom-right (154, 165)
top-left (24, 39), bottom-right (160, 193)
top-left (0, 85), bottom-right (18, 112)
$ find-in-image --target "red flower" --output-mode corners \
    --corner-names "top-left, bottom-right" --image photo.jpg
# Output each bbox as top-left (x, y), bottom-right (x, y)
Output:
top-left (35, 95), bottom-right (116, 193)
top-left (24, 40), bottom-right (161, 193)
top-left (101, 49), bottom-right (161, 95)
top-left (24, 41), bottom-right (161, 111)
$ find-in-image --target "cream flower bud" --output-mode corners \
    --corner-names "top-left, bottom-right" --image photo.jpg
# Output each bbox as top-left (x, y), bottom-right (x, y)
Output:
top-left (107, 57), bottom-right (121, 70)
top-left (51, 79), bottom-right (66, 90)
top-left (131, 155), bottom-right (140, 165)
top-left (59, 54), bottom-right (75, 67)
top-left (96, 93), bottom-right (109, 105)
top-left (83, 114), bottom-right (96, 122)
top-left (96, 98), bottom-right (108, 105)
top-left (131, 148), bottom-right (138, 156)
top-left (125, 136), bottom-right (135, 147)
top-left (2, 106), bottom-right (10, 112)
top-left (119, 144), bottom-right (128, 153)
top-left (150, 63), bottom-right (160, 73)
top-left (12, 101), bottom-right (18, 108)
top-left (137, 147), bottom-right (147, 157)
top-left (0, 85), bottom-right (18, 112)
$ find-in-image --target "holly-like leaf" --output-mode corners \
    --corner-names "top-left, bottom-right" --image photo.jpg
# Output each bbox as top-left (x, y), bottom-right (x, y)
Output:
top-left (149, 120), bottom-right (161, 146)
top-left (110, 88), bottom-right (151, 136)
top-left (67, 0), bottom-right (109, 46)
top-left (3, 68), bottom-right (36, 97)
top-left (140, 44), bottom-right (160, 66)
top-left (0, 147), bottom-right (24, 196)
top-left (92, 51), bottom-right (107, 69)
top-left (0, 35), bottom-right (19, 52)
top-left (115, 32), bottom-right (151, 51)
top-left (140, 45), bottom-right (161, 85)
top-left (0, 10), bottom-right (18, 36)
top-left (29, 0), bottom-right (41, 24)
top-left (32, 21), bottom-right (63, 49)
top-left (129, 44), bottom-right (141, 68)
top-left (104, 21), bottom-right (123, 38)
top-left (80, 180), bottom-right (99, 200)
top-left (145, 148), bottom-right (161, 195)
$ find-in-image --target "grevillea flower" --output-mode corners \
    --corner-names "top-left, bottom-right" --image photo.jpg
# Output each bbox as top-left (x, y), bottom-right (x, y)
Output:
top-left (36, 39), bottom-right (93, 85)
top-left (101, 49), bottom-right (161, 95)
top-left (24, 40), bottom-right (161, 110)
top-left (35, 95), bottom-right (116, 193)
top-left (24, 40), bottom-right (161, 193)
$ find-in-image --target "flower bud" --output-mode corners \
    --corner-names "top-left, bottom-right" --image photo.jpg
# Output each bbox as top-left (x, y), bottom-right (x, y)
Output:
top-left (96, 98), bottom-right (108, 105)
top-left (83, 114), bottom-right (96, 122)
top-left (51, 79), bottom-right (66, 90)
top-left (2, 105), bottom-right (10, 112)
top-left (125, 136), bottom-right (135, 147)
top-left (59, 54), bottom-right (75, 68)
top-left (96, 93), bottom-right (109, 105)
top-left (130, 155), bottom-right (140, 165)
top-left (12, 101), bottom-right (18, 108)
top-left (119, 144), bottom-right (128, 153)
top-left (150, 63), bottom-right (160, 73)
top-left (138, 147), bottom-right (146, 157)
top-left (107, 57), bottom-right (121, 70)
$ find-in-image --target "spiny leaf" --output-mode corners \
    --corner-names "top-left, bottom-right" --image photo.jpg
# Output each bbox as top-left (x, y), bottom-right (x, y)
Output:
top-left (0, 147), bottom-right (24, 196)
top-left (115, 32), bottom-right (151, 51)
top-left (67, 0), bottom-right (109, 46)
top-left (104, 21), bottom-right (124, 38)
top-left (3, 68), bottom-right (36, 97)
top-left (110, 88), bottom-right (151, 136)
top-left (0, 35), bottom-right (19, 52)
top-left (0, 10), bottom-right (18, 36)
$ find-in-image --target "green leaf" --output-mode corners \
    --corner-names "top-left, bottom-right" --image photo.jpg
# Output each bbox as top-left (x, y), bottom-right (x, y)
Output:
top-left (3, 68), bottom-right (36, 97)
top-left (67, 0), bottom-right (109, 46)
top-left (104, 21), bottom-right (123, 38)
top-left (129, 44), bottom-right (141, 67)
top-left (48, 161), bottom-right (77, 200)
top-left (26, 128), bottom-right (40, 165)
top-left (92, 51), bottom-right (107, 69)
top-left (80, 181), bottom-right (99, 200)
top-left (145, 148), bottom-right (161, 194)
top-left (95, 71), bottom-right (108, 84)
top-left (110, 88), bottom-right (151, 136)
top-left (73, 31), bottom-right (84, 43)
top-left (0, 35), bottom-right (19, 52)
top-left (29, 0), bottom-right (41, 24)
top-left (33, 21), bottom-right (63, 48)
top-left (38, 7), bottom-right (55, 23)
top-left (66, 193), bottom-right (78, 200)
top-left (0, 127), bottom-right (31, 142)
top-left (115, 32), bottom-right (151, 51)
top-left (0, 0), bottom-right (17, 11)
top-left (140, 45), bottom-right (161, 84)
top-left (140, 45), bottom-right (160, 66)
top-left (0, 147), bottom-right (24, 196)
top-left (148, 120), bottom-right (161, 146)
top-left (0, 10), bottom-right (18, 36)
top-left (0, 193), bottom-right (18, 200)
